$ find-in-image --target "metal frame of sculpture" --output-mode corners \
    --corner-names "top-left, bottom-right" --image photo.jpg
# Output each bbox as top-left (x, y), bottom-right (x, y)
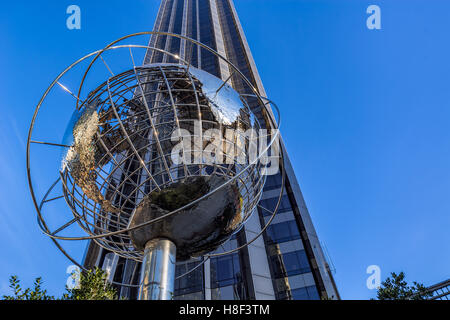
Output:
top-left (26, 32), bottom-right (285, 297)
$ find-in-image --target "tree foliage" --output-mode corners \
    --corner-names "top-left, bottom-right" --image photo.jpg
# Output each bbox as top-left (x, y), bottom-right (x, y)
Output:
top-left (2, 275), bottom-right (54, 300)
top-left (2, 268), bottom-right (117, 300)
top-left (377, 271), bottom-right (432, 300)
top-left (64, 267), bottom-right (117, 300)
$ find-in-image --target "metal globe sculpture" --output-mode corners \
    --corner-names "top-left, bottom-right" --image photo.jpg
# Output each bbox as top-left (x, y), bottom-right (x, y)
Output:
top-left (61, 64), bottom-right (264, 261)
top-left (27, 32), bottom-right (284, 300)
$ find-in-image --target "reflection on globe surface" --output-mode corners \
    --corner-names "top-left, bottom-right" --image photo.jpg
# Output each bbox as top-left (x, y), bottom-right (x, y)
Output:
top-left (61, 63), bottom-right (265, 260)
top-left (129, 175), bottom-right (243, 260)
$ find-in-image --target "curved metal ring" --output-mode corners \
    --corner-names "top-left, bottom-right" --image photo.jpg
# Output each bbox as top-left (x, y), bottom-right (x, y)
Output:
top-left (27, 44), bottom-right (191, 246)
top-left (31, 79), bottom-right (281, 244)
top-left (33, 109), bottom-right (280, 243)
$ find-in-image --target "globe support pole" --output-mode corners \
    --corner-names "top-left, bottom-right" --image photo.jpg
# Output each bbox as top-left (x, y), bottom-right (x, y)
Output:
top-left (138, 238), bottom-right (177, 300)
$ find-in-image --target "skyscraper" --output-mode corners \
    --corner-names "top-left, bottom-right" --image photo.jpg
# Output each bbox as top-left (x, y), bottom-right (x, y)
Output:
top-left (83, 0), bottom-right (339, 300)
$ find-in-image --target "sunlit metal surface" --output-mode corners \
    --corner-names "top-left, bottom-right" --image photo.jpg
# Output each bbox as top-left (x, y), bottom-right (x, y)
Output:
top-left (60, 63), bottom-right (265, 260)
top-left (138, 239), bottom-right (176, 300)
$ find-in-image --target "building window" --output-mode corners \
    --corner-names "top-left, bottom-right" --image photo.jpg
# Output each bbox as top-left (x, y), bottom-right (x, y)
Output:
top-left (210, 253), bottom-right (241, 288)
top-left (211, 285), bottom-right (241, 300)
top-left (174, 291), bottom-right (204, 300)
top-left (210, 253), bottom-right (246, 300)
top-left (291, 286), bottom-right (320, 300)
top-left (263, 174), bottom-right (282, 191)
top-left (166, 0), bottom-right (185, 63)
top-left (270, 250), bottom-right (311, 278)
top-left (174, 260), bottom-right (204, 297)
top-left (198, 0), bottom-right (219, 77)
top-left (265, 220), bottom-right (300, 244)
top-left (275, 283), bottom-right (320, 300)
top-left (259, 195), bottom-right (292, 216)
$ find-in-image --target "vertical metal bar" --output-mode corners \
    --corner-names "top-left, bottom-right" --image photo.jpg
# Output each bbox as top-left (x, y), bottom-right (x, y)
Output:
top-left (106, 78), bottom-right (161, 191)
top-left (203, 258), bottom-right (211, 300)
top-left (138, 239), bottom-right (177, 300)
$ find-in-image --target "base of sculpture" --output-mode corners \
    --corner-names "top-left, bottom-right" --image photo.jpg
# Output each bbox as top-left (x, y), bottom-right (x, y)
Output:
top-left (138, 238), bottom-right (176, 300)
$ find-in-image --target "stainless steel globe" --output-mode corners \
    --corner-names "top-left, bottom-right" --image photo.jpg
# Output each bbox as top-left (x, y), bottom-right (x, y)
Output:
top-left (27, 32), bottom-right (283, 300)
top-left (61, 63), bottom-right (265, 261)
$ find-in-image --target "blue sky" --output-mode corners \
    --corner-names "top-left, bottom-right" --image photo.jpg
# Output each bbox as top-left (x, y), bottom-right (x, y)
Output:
top-left (0, 0), bottom-right (449, 300)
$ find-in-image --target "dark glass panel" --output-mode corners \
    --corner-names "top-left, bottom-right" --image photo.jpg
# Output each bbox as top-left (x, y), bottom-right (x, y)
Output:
top-left (167, 0), bottom-right (185, 62)
top-left (198, 0), bottom-right (219, 76)
top-left (152, 0), bottom-right (175, 63)
top-left (210, 253), bottom-right (242, 289)
top-left (259, 195), bottom-right (292, 216)
top-left (174, 260), bottom-right (204, 297)
top-left (266, 220), bottom-right (300, 244)
top-left (270, 250), bottom-right (311, 278)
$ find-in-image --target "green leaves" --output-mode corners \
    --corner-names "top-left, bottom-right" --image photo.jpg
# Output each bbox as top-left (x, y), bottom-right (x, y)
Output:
top-left (64, 267), bottom-right (117, 300)
top-left (2, 275), bottom-right (55, 300)
top-left (2, 268), bottom-right (117, 300)
top-left (377, 271), bottom-right (432, 300)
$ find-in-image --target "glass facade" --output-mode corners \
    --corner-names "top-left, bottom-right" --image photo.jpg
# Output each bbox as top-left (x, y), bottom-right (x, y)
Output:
top-left (198, 0), bottom-right (220, 76)
top-left (258, 185), bottom-right (319, 300)
top-left (174, 260), bottom-right (204, 300)
top-left (83, 0), bottom-right (338, 300)
top-left (209, 234), bottom-right (251, 300)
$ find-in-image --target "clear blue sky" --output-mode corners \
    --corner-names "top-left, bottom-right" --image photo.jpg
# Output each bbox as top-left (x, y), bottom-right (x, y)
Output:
top-left (0, 0), bottom-right (449, 300)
